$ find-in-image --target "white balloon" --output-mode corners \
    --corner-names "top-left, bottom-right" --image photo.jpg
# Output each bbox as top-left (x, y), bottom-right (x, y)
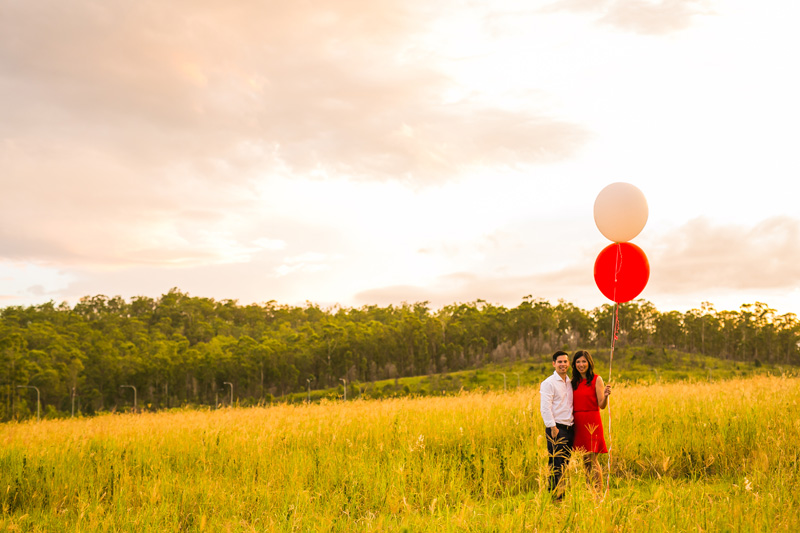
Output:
top-left (593, 182), bottom-right (648, 242)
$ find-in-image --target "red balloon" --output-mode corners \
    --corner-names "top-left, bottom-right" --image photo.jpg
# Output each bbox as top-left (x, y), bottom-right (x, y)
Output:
top-left (593, 242), bottom-right (650, 303)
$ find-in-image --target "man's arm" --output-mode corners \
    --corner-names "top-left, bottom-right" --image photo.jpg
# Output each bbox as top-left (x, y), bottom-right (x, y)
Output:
top-left (540, 379), bottom-right (558, 437)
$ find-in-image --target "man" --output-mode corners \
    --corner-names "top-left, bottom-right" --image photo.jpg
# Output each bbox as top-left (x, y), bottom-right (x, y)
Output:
top-left (540, 350), bottom-right (574, 500)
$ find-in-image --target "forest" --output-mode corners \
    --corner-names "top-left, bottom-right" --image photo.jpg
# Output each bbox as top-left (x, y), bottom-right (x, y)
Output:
top-left (1, 288), bottom-right (798, 420)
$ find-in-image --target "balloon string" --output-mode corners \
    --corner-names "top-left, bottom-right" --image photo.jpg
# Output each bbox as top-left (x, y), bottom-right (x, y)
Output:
top-left (605, 244), bottom-right (621, 499)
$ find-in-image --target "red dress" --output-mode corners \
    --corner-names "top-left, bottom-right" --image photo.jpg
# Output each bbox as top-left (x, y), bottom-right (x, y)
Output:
top-left (572, 374), bottom-right (608, 453)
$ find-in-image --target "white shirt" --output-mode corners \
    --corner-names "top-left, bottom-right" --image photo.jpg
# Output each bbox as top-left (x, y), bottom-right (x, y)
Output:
top-left (540, 371), bottom-right (574, 428)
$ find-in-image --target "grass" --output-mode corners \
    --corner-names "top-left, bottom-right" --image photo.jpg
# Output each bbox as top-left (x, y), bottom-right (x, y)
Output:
top-left (0, 375), bottom-right (798, 531)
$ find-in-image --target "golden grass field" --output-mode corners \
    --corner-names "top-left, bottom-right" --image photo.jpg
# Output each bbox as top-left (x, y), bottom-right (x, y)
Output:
top-left (1, 375), bottom-right (798, 531)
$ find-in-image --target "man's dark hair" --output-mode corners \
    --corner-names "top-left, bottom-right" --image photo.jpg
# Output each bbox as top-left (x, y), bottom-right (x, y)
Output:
top-left (552, 350), bottom-right (569, 362)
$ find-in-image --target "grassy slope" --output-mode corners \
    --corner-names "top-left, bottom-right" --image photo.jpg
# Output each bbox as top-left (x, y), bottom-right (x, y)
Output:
top-left (289, 346), bottom-right (795, 403)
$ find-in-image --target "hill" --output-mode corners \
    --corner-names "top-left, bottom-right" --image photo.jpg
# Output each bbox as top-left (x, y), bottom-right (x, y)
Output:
top-left (285, 345), bottom-right (795, 403)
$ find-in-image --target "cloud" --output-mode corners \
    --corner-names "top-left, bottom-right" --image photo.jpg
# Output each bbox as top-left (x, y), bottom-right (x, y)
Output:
top-left (647, 216), bottom-right (800, 293)
top-left (0, 0), bottom-right (589, 274)
top-left (355, 265), bottom-right (592, 309)
top-left (275, 252), bottom-right (332, 277)
top-left (543, 0), bottom-right (712, 35)
top-left (0, 0), bottom-right (587, 183)
top-left (0, 261), bottom-right (75, 305)
top-left (252, 238), bottom-right (286, 252)
top-left (355, 216), bottom-right (800, 311)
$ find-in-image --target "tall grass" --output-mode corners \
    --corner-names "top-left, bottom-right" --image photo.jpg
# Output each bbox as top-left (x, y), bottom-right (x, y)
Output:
top-left (0, 375), bottom-right (798, 531)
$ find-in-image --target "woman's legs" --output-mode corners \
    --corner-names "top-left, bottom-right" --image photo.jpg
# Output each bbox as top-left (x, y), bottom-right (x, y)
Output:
top-left (582, 452), bottom-right (603, 494)
top-left (589, 453), bottom-right (603, 494)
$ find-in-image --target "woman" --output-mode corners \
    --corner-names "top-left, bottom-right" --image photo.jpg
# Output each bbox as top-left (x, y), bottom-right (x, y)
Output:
top-left (571, 350), bottom-right (611, 494)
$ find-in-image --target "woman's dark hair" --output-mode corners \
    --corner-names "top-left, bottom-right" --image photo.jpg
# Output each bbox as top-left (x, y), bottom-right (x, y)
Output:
top-left (571, 350), bottom-right (595, 390)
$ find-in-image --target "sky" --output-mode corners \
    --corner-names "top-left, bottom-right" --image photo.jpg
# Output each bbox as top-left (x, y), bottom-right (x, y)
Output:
top-left (2, 0), bottom-right (799, 317)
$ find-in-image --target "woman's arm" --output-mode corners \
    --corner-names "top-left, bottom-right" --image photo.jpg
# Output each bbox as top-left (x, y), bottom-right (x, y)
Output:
top-left (595, 375), bottom-right (611, 409)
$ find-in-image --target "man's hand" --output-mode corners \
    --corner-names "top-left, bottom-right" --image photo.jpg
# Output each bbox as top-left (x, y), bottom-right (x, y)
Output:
top-left (550, 426), bottom-right (559, 439)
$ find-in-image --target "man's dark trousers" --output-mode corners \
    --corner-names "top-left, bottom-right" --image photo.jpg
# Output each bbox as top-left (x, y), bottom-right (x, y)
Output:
top-left (546, 422), bottom-right (574, 494)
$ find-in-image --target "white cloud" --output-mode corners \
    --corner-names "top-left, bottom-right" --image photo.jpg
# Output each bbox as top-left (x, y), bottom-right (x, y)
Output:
top-left (0, 261), bottom-right (74, 304)
top-left (644, 216), bottom-right (800, 293)
top-left (275, 252), bottom-right (332, 277)
top-left (0, 0), bottom-right (586, 183)
top-left (252, 238), bottom-right (286, 251)
top-left (541, 0), bottom-right (713, 34)
top-left (284, 252), bottom-right (328, 264)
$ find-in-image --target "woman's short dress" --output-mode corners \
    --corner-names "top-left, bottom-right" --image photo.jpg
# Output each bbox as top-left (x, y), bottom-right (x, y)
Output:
top-left (572, 374), bottom-right (608, 454)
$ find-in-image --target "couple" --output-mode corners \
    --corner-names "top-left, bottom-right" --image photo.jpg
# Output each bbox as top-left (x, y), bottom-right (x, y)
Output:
top-left (539, 350), bottom-right (611, 499)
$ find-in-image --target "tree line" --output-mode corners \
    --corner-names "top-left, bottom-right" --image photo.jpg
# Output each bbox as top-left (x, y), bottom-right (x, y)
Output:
top-left (1, 289), bottom-right (798, 419)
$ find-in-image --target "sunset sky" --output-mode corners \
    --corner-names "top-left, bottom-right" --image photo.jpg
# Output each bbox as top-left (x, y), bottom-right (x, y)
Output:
top-left (2, 0), bottom-right (799, 316)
